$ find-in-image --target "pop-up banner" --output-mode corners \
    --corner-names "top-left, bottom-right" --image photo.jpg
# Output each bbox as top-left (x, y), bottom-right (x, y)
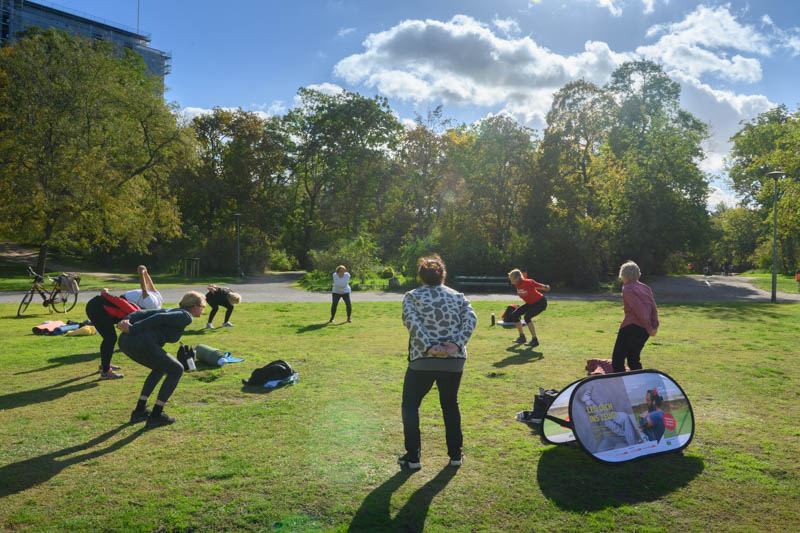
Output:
top-left (540, 370), bottom-right (694, 464)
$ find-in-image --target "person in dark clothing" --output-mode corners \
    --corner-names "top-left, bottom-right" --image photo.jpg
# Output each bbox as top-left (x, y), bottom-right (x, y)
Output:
top-left (117, 291), bottom-right (205, 428)
top-left (205, 284), bottom-right (242, 329)
top-left (85, 289), bottom-right (141, 379)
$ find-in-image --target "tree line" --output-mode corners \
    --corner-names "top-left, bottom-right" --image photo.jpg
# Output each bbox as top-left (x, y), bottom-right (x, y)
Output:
top-left (2, 30), bottom-right (797, 285)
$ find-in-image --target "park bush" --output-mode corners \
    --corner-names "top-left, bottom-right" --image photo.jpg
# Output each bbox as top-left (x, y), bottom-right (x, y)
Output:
top-left (380, 266), bottom-right (395, 279)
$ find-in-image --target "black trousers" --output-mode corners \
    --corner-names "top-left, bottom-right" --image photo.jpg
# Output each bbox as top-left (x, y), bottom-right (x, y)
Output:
top-left (401, 368), bottom-right (463, 459)
top-left (85, 295), bottom-right (117, 372)
top-left (331, 292), bottom-right (351, 319)
top-left (118, 332), bottom-right (184, 403)
top-left (508, 297), bottom-right (547, 323)
top-left (208, 301), bottom-right (233, 323)
top-left (612, 324), bottom-right (649, 373)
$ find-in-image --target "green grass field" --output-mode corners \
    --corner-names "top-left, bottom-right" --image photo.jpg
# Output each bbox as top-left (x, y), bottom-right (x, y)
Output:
top-left (740, 270), bottom-right (800, 295)
top-left (1, 299), bottom-right (799, 532)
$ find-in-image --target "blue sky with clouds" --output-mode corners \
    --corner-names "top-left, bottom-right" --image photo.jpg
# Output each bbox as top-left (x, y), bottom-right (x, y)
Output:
top-left (49, 0), bottom-right (800, 205)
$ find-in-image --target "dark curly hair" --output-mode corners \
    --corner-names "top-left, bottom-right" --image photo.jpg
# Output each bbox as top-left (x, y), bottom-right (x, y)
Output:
top-left (417, 254), bottom-right (446, 286)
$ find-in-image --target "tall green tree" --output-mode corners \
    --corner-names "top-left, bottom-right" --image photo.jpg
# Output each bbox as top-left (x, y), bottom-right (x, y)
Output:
top-left (0, 29), bottom-right (188, 273)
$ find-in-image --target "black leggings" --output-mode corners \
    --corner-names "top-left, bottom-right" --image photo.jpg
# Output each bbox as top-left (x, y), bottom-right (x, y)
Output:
top-left (509, 297), bottom-right (547, 323)
top-left (86, 295), bottom-right (117, 372)
top-left (208, 302), bottom-right (233, 323)
top-left (612, 324), bottom-right (649, 373)
top-left (118, 332), bottom-right (184, 403)
top-left (331, 292), bottom-right (351, 319)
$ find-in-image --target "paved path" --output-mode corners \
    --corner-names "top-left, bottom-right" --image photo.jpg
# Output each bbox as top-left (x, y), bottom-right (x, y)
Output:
top-left (1, 270), bottom-right (799, 305)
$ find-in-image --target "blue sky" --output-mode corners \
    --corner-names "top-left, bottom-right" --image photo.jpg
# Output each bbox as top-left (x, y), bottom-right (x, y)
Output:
top-left (49, 0), bottom-right (800, 206)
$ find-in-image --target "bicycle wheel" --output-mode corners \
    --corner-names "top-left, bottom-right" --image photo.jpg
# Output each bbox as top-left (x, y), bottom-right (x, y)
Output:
top-left (51, 289), bottom-right (78, 313)
top-left (17, 287), bottom-right (36, 317)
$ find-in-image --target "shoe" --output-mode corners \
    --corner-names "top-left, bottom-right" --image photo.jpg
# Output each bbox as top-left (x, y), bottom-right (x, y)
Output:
top-left (98, 364), bottom-right (121, 373)
top-left (328, 318), bottom-right (334, 323)
top-left (145, 412), bottom-right (176, 429)
top-left (397, 453), bottom-right (421, 470)
top-left (222, 322), bottom-right (234, 327)
top-left (346, 318), bottom-right (351, 323)
top-left (129, 408), bottom-right (151, 423)
top-left (206, 323), bottom-right (214, 329)
top-left (449, 453), bottom-right (463, 467)
top-left (526, 338), bottom-right (539, 348)
top-left (513, 335), bottom-right (526, 344)
top-left (99, 369), bottom-right (124, 380)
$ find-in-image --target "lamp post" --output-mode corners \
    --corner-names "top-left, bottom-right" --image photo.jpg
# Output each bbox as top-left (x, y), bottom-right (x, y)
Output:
top-left (234, 213), bottom-right (242, 277)
top-left (766, 171), bottom-right (785, 303)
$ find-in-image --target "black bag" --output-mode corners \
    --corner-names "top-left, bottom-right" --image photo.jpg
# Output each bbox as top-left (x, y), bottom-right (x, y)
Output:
top-left (518, 387), bottom-right (559, 424)
top-left (242, 360), bottom-right (294, 386)
top-left (501, 305), bottom-right (519, 321)
top-left (176, 344), bottom-right (196, 371)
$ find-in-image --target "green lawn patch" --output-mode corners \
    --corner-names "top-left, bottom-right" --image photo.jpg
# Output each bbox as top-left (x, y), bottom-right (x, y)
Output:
top-left (739, 270), bottom-right (799, 294)
top-left (1, 300), bottom-right (799, 531)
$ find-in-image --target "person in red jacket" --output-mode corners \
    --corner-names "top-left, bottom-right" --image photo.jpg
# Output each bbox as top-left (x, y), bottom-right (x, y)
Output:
top-left (507, 269), bottom-right (550, 347)
top-left (612, 260), bottom-right (659, 373)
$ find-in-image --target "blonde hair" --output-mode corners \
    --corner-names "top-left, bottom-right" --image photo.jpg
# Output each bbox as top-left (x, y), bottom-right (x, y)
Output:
top-left (179, 291), bottom-right (206, 309)
top-left (619, 261), bottom-right (641, 282)
top-left (336, 265), bottom-right (347, 273)
top-left (227, 292), bottom-right (242, 305)
top-left (508, 268), bottom-right (523, 283)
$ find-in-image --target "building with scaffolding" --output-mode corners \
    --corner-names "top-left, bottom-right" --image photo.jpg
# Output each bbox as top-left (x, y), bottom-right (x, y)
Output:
top-left (1, 0), bottom-right (170, 78)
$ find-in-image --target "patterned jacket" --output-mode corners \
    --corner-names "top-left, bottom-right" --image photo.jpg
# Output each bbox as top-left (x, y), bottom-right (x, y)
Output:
top-left (402, 284), bottom-right (477, 362)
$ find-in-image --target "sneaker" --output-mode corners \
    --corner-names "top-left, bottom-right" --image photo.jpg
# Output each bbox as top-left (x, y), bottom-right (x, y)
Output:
top-left (99, 369), bottom-right (124, 380)
top-left (129, 408), bottom-right (151, 424)
top-left (346, 318), bottom-right (352, 323)
top-left (397, 453), bottom-right (421, 470)
top-left (513, 335), bottom-right (526, 344)
top-left (526, 338), bottom-right (539, 348)
top-left (145, 412), bottom-right (176, 429)
top-left (206, 323), bottom-right (214, 329)
top-left (222, 322), bottom-right (234, 327)
top-left (328, 318), bottom-right (334, 323)
top-left (449, 453), bottom-right (464, 467)
top-left (98, 364), bottom-right (121, 373)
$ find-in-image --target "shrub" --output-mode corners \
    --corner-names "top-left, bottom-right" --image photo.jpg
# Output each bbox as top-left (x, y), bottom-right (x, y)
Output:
top-left (269, 249), bottom-right (297, 271)
top-left (309, 235), bottom-right (380, 281)
top-left (380, 266), bottom-right (395, 279)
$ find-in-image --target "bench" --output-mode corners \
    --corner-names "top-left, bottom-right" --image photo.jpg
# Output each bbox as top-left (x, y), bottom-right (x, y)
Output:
top-left (453, 275), bottom-right (512, 291)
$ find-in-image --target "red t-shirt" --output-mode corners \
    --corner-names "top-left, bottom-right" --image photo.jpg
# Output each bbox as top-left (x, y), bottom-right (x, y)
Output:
top-left (515, 278), bottom-right (544, 304)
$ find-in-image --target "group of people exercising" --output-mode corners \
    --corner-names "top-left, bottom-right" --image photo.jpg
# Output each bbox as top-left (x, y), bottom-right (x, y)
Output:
top-left (85, 265), bottom-right (241, 429)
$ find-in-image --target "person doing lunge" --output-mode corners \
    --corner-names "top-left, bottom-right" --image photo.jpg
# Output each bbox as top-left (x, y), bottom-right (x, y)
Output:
top-left (117, 291), bottom-right (205, 429)
top-left (611, 261), bottom-right (659, 373)
top-left (205, 284), bottom-right (242, 328)
top-left (507, 269), bottom-right (550, 347)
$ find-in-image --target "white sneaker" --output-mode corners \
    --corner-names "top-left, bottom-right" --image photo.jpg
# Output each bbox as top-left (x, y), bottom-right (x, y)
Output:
top-left (222, 322), bottom-right (234, 327)
top-left (206, 323), bottom-right (213, 329)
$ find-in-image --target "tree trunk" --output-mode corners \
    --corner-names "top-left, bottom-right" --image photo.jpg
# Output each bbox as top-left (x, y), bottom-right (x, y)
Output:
top-left (36, 221), bottom-right (54, 274)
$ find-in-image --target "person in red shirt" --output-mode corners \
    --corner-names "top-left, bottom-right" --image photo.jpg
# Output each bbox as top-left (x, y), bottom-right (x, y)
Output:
top-left (507, 269), bottom-right (550, 347)
top-left (612, 260), bottom-right (659, 373)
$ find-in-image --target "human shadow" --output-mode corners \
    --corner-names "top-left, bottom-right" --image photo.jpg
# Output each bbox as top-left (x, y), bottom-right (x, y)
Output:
top-left (348, 466), bottom-right (457, 532)
top-left (14, 351), bottom-right (99, 375)
top-left (493, 350), bottom-right (543, 368)
top-left (536, 445), bottom-right (704, 511)
top-left (0, 423), bottom-right (145, 498)
top-left (0, 374), bottom-right (98, 411)
top-left (296, 323), bottom-right (329, 334)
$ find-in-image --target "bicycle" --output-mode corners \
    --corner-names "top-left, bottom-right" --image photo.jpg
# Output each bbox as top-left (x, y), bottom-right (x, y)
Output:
top-left (17, 266), bottom-right (80, 316)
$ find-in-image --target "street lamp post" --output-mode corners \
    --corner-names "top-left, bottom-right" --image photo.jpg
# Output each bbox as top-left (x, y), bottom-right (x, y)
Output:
top-left (234, 213), bottom-right (242, 277)
top-left (766, 171), bottom-right (785, 303)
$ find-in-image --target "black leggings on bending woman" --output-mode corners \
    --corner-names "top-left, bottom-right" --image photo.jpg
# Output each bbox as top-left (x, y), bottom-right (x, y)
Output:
top-left (85, 295), bottom-right (118, 373)
top-left (208, 302), bottom-right (233, 323)
top-left (118, 333), bottom-right (184, 403)
top-left (331, 293), bottom-right (351, 320)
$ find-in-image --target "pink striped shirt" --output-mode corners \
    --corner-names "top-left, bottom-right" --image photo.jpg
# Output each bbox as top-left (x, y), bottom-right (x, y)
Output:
top-left (620, 280), bottom-right (659, 334)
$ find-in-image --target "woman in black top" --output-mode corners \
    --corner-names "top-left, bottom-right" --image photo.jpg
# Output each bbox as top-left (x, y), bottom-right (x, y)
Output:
top-left (205, 284), bottom-right (242, 329)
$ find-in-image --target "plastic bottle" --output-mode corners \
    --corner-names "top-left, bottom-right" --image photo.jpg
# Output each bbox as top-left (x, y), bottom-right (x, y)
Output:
top-left (186, 358), bottom-right (196, 371)
top-left (491, 313), bottom-right (495, 326)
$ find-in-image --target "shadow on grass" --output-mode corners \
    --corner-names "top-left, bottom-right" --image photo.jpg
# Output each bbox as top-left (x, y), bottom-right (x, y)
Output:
top-left (661, 301), bottom-right (786, 322)
top-left (0, 374), bottom-right (98, 411)
top-left (14, 351), bottom-right (99, 375)
top-left (296, 323), bottom-right (329, 334)
top-left (493, 349), bottom-right (543, 368)
top-left (348, 466), bottom-right (458, 532)
top-left (0, 423), bottom-right (145, 498)
top-left (537, 445), bottom-right (704, 511)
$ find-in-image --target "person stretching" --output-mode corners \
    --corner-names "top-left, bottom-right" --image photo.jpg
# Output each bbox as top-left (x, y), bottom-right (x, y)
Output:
top-left (329, 265), bottom-right (352, 323)
top-left (507, 269), bottom-right (550, 347)
top-left (205, 284), bottom-right (242, 328)
top-left (122, 265), bottom-right (163, 310)
top-left (117, 291), bottom-right (205, 428)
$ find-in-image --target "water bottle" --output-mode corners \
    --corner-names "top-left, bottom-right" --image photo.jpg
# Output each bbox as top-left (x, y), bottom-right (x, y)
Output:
top-left (186, 357), bottom-right (196, 371)
top-left (491, 313), bottom-right (495, 326)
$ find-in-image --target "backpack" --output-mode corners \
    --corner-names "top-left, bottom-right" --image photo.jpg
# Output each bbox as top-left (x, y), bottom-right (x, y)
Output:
top-left (102, 293), bottom-right (140, 320)
top-left (242, 360), bottom-right (294, 386)
top-left (501, 305), bottom-right (519, 321)
top-left (517, 387), bottom-right (559, 424)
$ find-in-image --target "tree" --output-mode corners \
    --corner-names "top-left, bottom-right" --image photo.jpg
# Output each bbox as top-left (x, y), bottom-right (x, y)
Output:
top-left (0, 29), bottom-right (188, 273)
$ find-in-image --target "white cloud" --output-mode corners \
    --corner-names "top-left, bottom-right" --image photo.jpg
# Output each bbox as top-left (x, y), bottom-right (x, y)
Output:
top-left (640, 5), bottom-right (770, 82)
top-left (338, 27), bottom-right (356, 37)
top-left (492, 16), bottom-right (520, 38)
top-left (592, 0), bottom-right (622, 17)
top-left (334, 15), bottom-right (632, 129)
top-left (179, 106), bottom-right (213, 122)
top-left (707, 185), bottom-right (739, 210)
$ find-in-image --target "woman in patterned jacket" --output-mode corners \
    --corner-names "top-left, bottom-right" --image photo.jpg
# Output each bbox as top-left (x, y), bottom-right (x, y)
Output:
top-left (398, 254), bottom-right (477, 470)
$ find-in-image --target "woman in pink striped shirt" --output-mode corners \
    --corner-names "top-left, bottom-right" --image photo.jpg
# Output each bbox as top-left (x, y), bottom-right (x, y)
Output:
top-left (612, 261), bottom-right (659, 373)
